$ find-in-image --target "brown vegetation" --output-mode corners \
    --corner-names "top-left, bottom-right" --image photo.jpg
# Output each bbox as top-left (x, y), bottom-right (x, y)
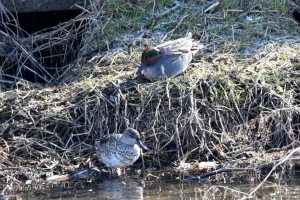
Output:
top-left (1, 0), bottom-right (300, 195)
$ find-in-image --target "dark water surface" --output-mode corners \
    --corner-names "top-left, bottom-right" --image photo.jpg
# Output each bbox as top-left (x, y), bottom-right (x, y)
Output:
top-left (4, 170), bottom-right (300, 200)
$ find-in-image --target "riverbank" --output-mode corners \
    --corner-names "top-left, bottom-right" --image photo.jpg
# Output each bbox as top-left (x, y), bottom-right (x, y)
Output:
top-left (1, 0), bottom-right (300, 196)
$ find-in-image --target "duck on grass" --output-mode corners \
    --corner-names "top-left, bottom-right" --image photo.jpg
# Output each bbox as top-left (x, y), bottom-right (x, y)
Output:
top-left (136, 33), bottom-right (204, 81)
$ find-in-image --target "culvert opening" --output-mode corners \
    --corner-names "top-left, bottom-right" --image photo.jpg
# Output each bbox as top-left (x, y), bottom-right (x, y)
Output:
top-left (1, 9), bottom-right (84, 86)
top-left (18, 10), bottom-right (82, 34)
top-left (293, 9), bottom-right (300, 23)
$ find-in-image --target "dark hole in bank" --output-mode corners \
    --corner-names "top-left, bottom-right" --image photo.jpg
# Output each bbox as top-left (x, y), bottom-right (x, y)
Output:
top-left (293, 9), bottom-right (300, 23)
top-left (18, 10), bottom-right (81, 34)
top-left (1, 10), bottom-right (83, 85)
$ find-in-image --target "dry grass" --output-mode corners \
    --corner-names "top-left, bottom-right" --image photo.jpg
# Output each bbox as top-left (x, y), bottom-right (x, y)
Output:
top-left (1, 0), bottom-right (300, 195)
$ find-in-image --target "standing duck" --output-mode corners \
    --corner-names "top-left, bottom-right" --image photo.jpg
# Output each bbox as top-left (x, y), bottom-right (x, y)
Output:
top-left (136, 33), bottom-right (203, 81)
top-left (95, 128), bottom-right (148, 176)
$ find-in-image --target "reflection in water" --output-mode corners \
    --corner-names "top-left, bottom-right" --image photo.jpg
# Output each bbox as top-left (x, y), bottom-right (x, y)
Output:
top-left (18, 177), bottom-right (144, 200)
top-left (98, 180), bottom-right (143, 200)
top-left (11, 171), bottom-right (300, 199)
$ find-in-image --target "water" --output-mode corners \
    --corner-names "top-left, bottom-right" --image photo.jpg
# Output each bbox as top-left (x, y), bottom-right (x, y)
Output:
top-left (4, 170), bottom-right (300, 200)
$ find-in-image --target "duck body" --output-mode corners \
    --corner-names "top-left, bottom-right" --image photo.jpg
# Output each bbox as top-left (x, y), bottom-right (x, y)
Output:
top-left (96, 128), bottom-right (148, 168)
top-left (137, 35), bottom-right (203, 81)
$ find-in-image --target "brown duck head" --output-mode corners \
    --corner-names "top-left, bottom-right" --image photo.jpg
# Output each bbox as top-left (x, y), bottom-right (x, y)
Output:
top-left (136, 47), bottom-right (160, 74)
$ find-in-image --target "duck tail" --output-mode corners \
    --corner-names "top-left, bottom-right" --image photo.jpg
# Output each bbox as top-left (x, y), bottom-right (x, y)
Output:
top-left (187, 32), bottom-right (193, 39)
top-left (95, 141), bottom-right (102, 159)
top-left (95, 141), bottom-right (101, 150)
top-left (191, 42), bottom-right (205, 58)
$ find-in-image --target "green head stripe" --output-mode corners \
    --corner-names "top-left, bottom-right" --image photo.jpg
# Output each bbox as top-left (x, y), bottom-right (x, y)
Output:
top-left (145, 49), bottom-right (159, 59)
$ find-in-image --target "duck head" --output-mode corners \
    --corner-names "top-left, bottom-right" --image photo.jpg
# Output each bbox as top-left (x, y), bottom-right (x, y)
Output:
top-left (121, 128), bottom-right (149, 150)
top-left (136, 47), bottom-right (160, 74)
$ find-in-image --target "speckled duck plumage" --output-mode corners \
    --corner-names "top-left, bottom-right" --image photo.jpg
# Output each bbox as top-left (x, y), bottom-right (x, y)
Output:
top-left (96, 128), bottom-right (148, 168)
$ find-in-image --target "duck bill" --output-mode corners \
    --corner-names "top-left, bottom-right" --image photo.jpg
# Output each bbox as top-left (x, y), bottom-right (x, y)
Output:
top-left (136, 63), bottom-right (146, 74)
top-left (137, 140), bottom-right (149, 151)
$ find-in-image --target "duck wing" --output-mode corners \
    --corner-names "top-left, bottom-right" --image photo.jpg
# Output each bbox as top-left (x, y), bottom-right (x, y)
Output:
top-left (157, 38), bottom-right (194, 55)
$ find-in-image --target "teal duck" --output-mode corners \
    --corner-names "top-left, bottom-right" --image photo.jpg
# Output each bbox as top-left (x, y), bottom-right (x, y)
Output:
top-left (136, 34), bottom-right (203, 81)
top-left (96, 128), bottom-right (148, 175)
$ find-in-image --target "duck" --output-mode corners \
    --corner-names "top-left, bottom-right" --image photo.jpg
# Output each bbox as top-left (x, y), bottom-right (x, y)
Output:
top-left (95, 128), bottom-right (148, 176)
top-left (136, 33), bottom-right (203, 81)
